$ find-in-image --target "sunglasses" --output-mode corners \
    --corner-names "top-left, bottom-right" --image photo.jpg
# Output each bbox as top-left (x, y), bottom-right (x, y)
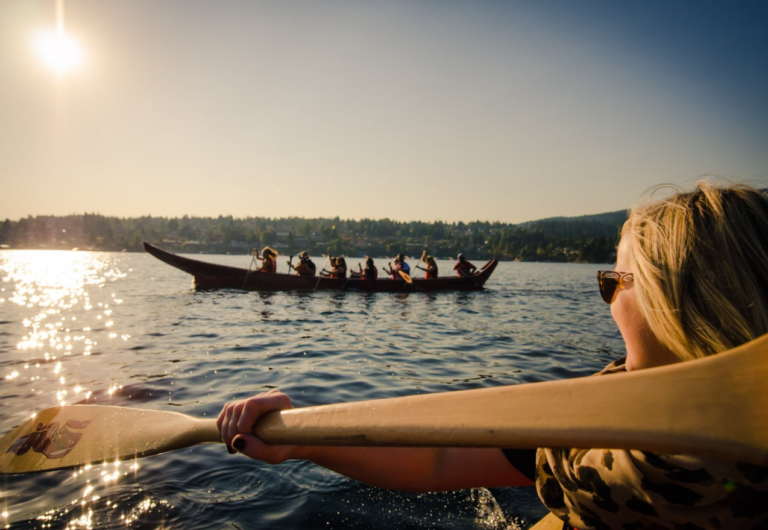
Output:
top-left (597, 270), bottom-right (634, 304)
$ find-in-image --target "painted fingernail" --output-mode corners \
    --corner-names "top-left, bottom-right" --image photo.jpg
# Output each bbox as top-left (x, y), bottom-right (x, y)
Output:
top-left (233, 438), bottom-right (246, 452)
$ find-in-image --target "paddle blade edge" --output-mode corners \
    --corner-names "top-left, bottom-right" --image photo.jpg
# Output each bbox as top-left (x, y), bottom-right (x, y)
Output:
top-left (0, 405), bottom-right (220, 475)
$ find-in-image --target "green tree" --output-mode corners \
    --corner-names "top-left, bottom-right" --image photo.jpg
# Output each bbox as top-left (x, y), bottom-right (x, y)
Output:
top-left (287, 231), bottom-right (295, 252)
top-left (260, 227), bottom-right (277, 246)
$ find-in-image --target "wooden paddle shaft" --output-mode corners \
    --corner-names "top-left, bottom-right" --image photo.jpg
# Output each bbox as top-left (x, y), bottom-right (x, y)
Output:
top-left (3, 333), bottom-right (766, 475)
top-left (253, 332), bottom-right (768, 465)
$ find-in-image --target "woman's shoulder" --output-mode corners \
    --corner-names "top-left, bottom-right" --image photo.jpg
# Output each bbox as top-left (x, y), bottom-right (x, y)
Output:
top-left (537, 445), bottom-right (768, 529)
top-left (536, 357), bottom-right (768, 528)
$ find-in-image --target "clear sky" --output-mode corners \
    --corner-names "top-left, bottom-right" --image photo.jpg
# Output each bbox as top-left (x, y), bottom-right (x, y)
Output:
top-left (1, 1), bottom-right (767, 224)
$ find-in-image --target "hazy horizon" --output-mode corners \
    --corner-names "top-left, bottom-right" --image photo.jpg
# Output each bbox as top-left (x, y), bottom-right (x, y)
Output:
top-left (2, 1), bottom-right (767, 224)
top-left (2, 206), bottom-right (629, 226)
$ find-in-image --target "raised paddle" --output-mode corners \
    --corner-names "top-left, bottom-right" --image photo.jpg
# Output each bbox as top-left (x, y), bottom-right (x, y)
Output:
top-left (242, 249), bottom-right (258, 289)
top-left (412, 250), bottom-right (426, 278)
top-left (2, 331), bottom-right (768, 475)
top-left (314, 254), bottom-right (330, 289)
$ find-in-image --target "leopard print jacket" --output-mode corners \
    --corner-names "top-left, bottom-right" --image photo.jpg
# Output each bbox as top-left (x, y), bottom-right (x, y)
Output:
top-left (535, 358), bottom-right (768, 529)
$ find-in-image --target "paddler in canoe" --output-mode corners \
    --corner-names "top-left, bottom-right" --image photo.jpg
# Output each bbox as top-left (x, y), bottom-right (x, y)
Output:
top-left (219, 182), bottom-right (768, 529)
top-left (320, 256), bottom-right (347, 279)
top-left (384, 253), bottom-right (410, 280)
top-left (453, 252), bottom-right (477, 277)
top-left (350, 256), bottom-right (378, 280)
top-left (415, 252), bottom-right (438, 279)
top-left (253, 246), bottom-right (278, 273)
top-left (290, 251), bottom-right (316, 276)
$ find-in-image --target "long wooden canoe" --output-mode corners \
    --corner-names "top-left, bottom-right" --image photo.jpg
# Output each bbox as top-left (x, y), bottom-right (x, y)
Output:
top-left (143, 242), bottom-right (498, 292)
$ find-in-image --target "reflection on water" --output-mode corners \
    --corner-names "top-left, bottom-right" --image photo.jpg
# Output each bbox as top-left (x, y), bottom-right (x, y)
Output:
top-left (0, 251), bottom-right (148, 529)
top-left (0, 251), bottom-right (622, 529)
top-left (2, 251), bottom-right (129, 411)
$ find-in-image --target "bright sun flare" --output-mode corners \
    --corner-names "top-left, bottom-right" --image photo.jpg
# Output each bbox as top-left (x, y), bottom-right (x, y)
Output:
top-left (33, 29), bottom-right (83, 73)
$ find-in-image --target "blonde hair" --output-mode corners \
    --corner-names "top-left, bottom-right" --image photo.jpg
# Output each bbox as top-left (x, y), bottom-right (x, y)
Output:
top-left (262, 246), bottom-right (278, 259)
top-left (624, 181), bottom-right (768, 360)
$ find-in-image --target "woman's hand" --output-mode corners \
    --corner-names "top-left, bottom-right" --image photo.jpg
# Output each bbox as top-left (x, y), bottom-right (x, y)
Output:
top-left (217, 390), bottom-right (297, 464)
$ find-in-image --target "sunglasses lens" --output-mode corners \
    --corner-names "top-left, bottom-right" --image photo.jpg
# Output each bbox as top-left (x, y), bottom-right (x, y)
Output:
top-left (601, 278), bottom-right (618, 303)
top-left (597, 271), bottom-right (620, 304)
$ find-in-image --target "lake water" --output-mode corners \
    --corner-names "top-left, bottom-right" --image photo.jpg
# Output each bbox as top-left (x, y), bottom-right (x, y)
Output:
top-left (0, 250), bottom-right (622, 529)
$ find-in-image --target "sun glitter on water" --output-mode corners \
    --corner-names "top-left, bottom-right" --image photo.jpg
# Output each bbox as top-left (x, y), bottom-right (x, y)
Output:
top-left (2, 251), bottom-right (128, 412)
top-left (0, 250), bottom-right (141, 526)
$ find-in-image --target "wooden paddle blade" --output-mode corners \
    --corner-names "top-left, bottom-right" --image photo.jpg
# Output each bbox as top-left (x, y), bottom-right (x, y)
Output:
top-left (255, 332), bottom-right (768, 465)
top-left (0, 405), bottom-right (220, 475)
top-left (398, 271), bottom-right (413, 283)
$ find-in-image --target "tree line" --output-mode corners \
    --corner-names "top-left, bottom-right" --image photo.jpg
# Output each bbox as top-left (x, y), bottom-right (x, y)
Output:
top-left (0, 211), bottom-right (626, 263)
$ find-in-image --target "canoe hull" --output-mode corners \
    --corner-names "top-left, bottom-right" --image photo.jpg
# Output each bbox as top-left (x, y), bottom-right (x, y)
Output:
top-left (143, 242), bottom-right (498, 293)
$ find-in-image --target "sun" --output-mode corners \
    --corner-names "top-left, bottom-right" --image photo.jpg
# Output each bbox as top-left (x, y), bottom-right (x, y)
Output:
top-left (33, 29), bottom-right (83, 74)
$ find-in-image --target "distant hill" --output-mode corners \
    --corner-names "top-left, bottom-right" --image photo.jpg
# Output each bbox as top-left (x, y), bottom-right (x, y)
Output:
top-left (520, 210), bottom-right (627, 240)
top-left (522, 209), bottom-right (628, 226)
